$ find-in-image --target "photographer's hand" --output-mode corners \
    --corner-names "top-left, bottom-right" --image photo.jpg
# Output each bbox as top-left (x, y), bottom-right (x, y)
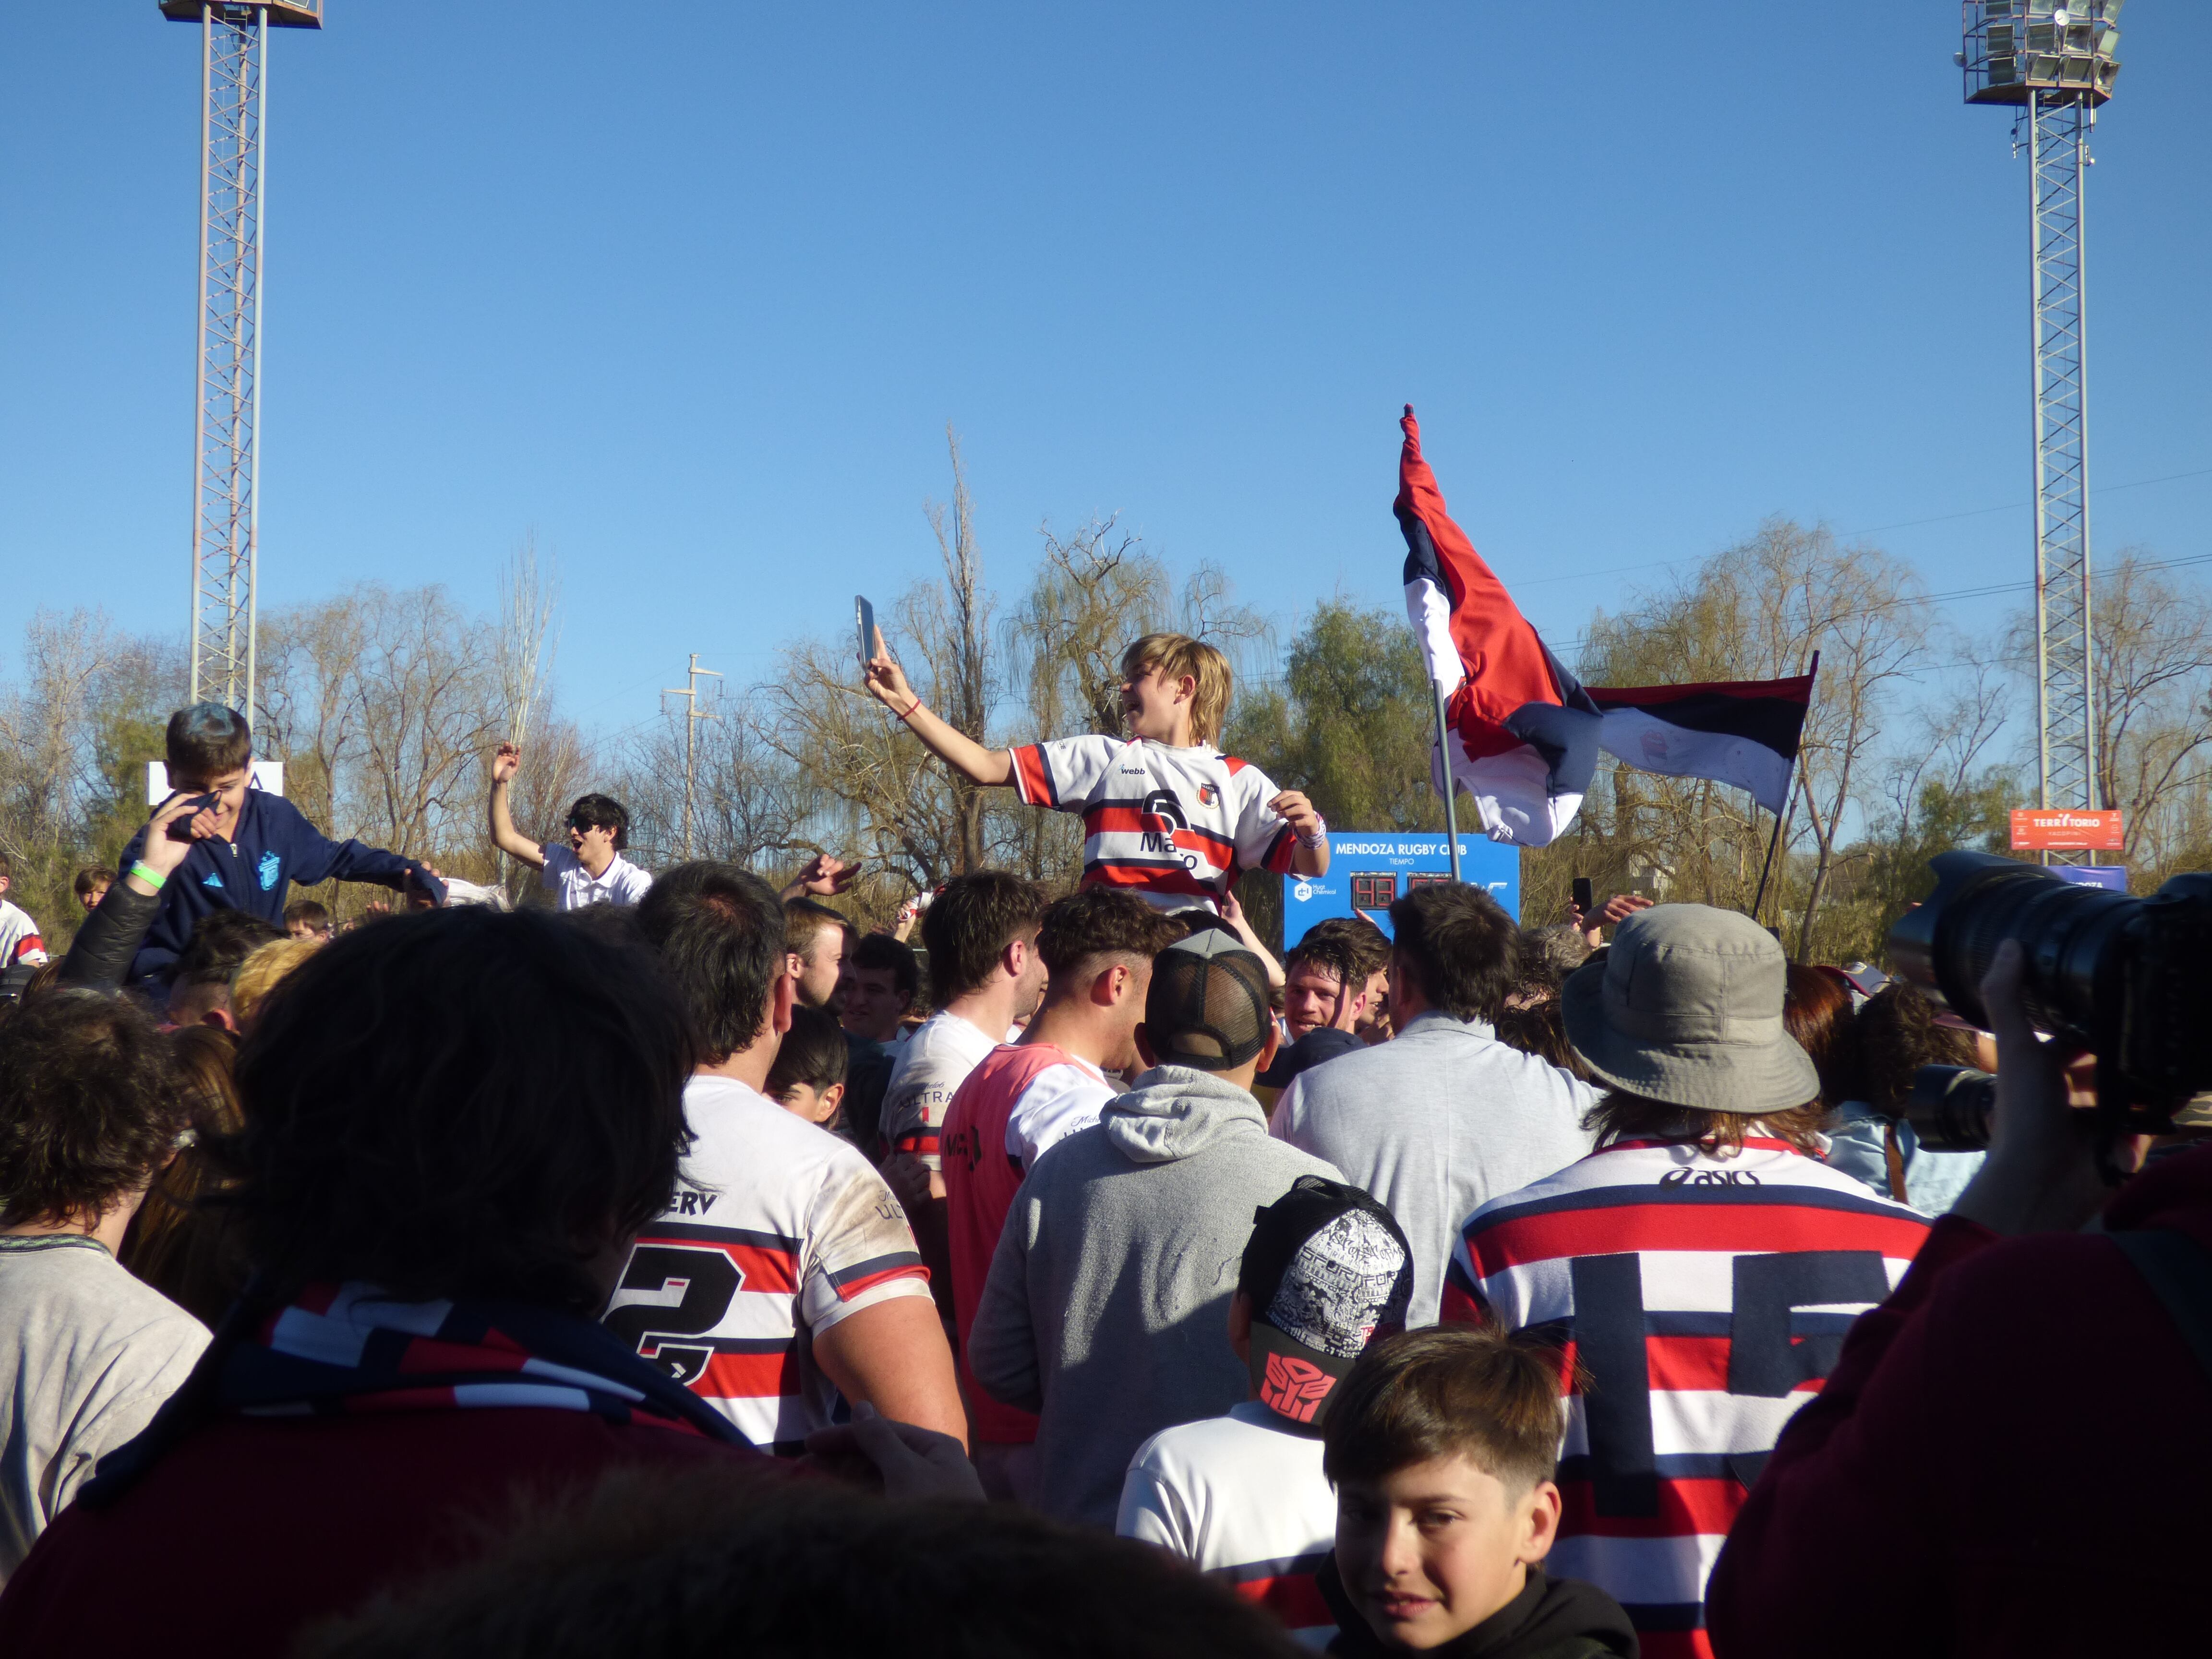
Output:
top-left (1951, 939), bottom-right (2111, 1237)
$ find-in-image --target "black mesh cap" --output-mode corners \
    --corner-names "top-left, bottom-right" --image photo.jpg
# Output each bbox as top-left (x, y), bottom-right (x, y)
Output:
top-left (1142, 929), bottom-right (1274, 1071)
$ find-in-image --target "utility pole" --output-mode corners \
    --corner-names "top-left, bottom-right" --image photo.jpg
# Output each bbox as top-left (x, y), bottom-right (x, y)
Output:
top-left (161, 0), bottom-right (323, 714)
top-left (661, 654), bottom-right (721, 861)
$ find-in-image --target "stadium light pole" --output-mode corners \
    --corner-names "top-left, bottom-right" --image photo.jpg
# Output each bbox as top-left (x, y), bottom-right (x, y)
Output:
top-left (1959, 2), bottom-right (2122, 823)
top-left (161, 0), bottom-right (323, 715)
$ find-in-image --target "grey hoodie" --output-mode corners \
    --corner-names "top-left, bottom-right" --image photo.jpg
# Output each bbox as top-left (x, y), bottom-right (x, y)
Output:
top-left (967, 1064), bottom-right (1343, 1529)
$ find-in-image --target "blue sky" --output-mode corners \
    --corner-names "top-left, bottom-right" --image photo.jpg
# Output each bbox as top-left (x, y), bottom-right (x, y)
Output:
top-left (3, 2), bottom-right (2207, 747)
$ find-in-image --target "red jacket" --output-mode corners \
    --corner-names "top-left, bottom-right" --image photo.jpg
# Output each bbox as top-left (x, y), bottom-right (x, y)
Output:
top-left (0, 1408), bottom-right (781, 1659)
top-left (1706, 1143), bottom-right (2212, 1657)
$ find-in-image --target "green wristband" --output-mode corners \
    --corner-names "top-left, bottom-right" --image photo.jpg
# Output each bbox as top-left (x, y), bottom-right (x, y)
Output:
top-left (128, 861), bottom-right (167, 891)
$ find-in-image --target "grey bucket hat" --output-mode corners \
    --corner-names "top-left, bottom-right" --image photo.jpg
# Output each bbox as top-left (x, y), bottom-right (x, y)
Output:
top-left (1559, 903), bottom-right (1819, 1115)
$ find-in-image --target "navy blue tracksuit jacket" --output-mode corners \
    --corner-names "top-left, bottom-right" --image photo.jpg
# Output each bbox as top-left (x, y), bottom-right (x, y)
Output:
top-left (118, 788), bottom-right (437, 987)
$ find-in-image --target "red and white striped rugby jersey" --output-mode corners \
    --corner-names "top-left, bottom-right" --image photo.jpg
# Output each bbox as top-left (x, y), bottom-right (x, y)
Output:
top-left (1441, 1137), bottom-right (1930, 1659)
top-left (602, 1076), bottom-right (932, 1456)
top-left (881, 1009), bottom-right (999, 1171)
top-left (0, 900), bottom-right (48, 968)
top-left (1118, 1402), bottom-right (1339, 1649)
top-left (1008, 735), bottom-right (1300, 912)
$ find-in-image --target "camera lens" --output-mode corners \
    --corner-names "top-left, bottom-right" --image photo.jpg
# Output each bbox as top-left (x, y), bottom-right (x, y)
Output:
top-left (1887, 851), bottom-right (2137, 1048)
top-left (1906, 1064), bottom-right (1999, 1153)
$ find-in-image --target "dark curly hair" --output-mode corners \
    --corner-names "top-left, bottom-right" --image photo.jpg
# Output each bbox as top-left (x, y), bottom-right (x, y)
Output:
top-left (1286, 915), bottom-right (1391, 990)
top-left (1034, 888), bottom-right (1184, 983)
top-left (227, 906), bottom-right (694, 1314)
top-left (1856, 981), bottom-right (1978, 1114)
top-left (0, 990), bottom-right (187, 1227)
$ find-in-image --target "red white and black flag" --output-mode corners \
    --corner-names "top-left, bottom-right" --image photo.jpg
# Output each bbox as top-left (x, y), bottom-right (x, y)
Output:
top-left (1586, 675), bottom-right (1814, 817)
top-left (1396, 406), bottom-right (1813, 842)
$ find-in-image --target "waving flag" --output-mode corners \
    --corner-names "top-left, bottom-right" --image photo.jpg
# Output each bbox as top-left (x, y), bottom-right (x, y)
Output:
top-left (1396, 406), bottom-right (1815, 842)
top-left (1397, 405), bottom-right (1602, 846)
top-left (1587, 674), bottom-right (1814, 817)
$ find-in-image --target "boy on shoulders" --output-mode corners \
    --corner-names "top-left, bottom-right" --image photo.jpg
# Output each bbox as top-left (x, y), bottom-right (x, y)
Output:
top-left (118, 705), bottom-right (445, 989)
top-left (863, 630), bottom-right (1328, 914)
top-left (486, 743), bottom-right (651, 910)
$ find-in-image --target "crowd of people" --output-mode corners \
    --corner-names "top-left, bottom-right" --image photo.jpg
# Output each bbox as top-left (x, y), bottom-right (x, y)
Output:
top-left (0, 631), bottom-right (2204, 1658)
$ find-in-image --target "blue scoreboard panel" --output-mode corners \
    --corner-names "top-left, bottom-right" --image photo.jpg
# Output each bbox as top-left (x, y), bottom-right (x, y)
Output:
top-left (1282, 833), bottom-right (1521, 948)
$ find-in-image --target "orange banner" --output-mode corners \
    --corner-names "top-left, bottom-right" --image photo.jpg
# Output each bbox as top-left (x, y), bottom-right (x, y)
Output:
top-left (2009, 808), bottom-right (2125, 852)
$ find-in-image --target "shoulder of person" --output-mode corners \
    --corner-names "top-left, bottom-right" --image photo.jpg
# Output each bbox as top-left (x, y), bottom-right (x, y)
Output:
top-left (251, 790), bottom-right (308, 829)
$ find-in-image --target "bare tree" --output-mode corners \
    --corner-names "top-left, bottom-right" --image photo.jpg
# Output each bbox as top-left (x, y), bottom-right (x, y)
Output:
top-left (1567, 519), bottom-right (1931, 958)
top-left (914, 426), bottom-right (995, 873)
top-left (2087, 553), bottom-right (2212, 876)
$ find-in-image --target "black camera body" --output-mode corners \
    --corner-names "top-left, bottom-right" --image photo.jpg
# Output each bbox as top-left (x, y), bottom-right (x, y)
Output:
top-left (1888, 851), bottom-right (2212, 1134)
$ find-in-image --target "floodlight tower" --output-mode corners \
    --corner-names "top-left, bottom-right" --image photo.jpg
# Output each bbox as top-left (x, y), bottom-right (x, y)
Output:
top-left (160, 0), bottom-right (323, 714)
top-left (1960, 2), bottom-right (2122, 814)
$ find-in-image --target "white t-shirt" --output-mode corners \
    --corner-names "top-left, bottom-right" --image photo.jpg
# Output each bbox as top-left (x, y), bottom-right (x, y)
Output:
top-left (601, 1075), bottom-right (933, 1455)
top-left (0, 1236), bottom-right (209, 1582)
top-left (0, 900), bottom-right (48, 969)
top-left (1008, 735), bottom-right (1300, 913)
top-left (539, 844), bottom-right (653, 910)
top-left (1005, 1055), bottom-right (1115, 1170)
top-left (1118, 1401), bottom-right (1338, 1647)
top-left (882, 1010), bottom-right (998, 1172)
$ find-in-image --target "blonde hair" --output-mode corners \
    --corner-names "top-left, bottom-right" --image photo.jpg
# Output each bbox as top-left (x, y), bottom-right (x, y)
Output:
top-left (1122, 633), bottom-right (1232, 745)
top-left (232, 937), bottom-right (324, 1030)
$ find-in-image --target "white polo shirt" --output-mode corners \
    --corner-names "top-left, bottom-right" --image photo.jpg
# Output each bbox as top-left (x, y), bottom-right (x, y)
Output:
top-left (539, 844), bottom-right (653, 910)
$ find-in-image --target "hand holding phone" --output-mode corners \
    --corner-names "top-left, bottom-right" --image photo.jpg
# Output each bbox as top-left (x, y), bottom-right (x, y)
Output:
top-left (1572, 877), bottom-right (1594, 916)
top-left (855, 595), bottom-right (878, 665)
top-left (857, 594), bottom-right (920, 716)
top-left (165, 793), bottom-right (221, 842)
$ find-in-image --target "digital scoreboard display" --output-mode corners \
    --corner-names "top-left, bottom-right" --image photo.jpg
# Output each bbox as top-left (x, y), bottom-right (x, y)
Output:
top-left (1282, 834), bottom-right (1520, 949)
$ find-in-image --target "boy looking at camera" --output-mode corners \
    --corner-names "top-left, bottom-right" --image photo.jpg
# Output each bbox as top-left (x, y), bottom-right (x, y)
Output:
top-left (486, 743), bottom-right (651, 909)
top-left (1319, 1328), bottom-right (1635, 1658)
top-left (1118, 1175), bottom-right (1416, 1647)
top-left (118, 704), bottom-right (445, 989)
top-left (863, 631), bottom-right (1327, 914)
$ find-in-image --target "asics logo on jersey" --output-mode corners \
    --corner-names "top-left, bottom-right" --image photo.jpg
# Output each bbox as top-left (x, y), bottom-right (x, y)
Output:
top-left (1259, 1351), bottom-right (1336, 1423)
top-left (1659, 1167), bottom-right (1762, 1188)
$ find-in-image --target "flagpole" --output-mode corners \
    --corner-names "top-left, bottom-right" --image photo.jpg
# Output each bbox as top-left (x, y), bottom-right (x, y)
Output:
top-left (1433, 681), bottom-right (1462, 883)
top-left (1751, 649), bottom-right (1817, 926)
top-left (1751, 781), bottom-right (1791, 926)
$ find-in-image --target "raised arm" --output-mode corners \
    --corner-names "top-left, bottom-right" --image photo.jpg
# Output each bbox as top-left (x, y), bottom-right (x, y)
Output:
top-left (60, 793), bottom-right (208, 991)
top-left (486, 743), bottom-right (547, 869)
top-left (862, 635), bottom-right (1011, 788)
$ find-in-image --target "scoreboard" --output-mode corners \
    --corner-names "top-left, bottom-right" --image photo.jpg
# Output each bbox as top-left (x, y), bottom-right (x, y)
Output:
top-left (1282, 833), bottom-right (1520, 949)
